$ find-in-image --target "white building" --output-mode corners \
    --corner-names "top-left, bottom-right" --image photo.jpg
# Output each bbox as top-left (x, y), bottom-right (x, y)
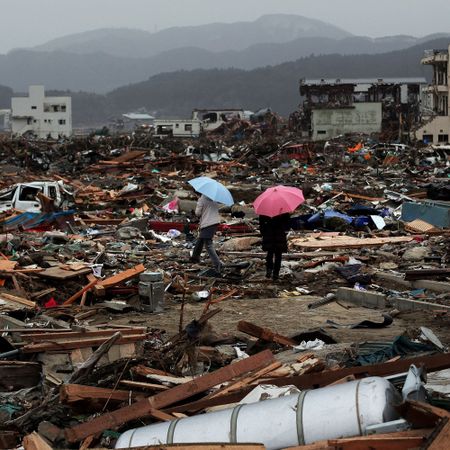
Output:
top-left (154, 119), bottom-right (202, 138)
top-left (0, 109), bottom-right (11, 131)
top-left (11, 85), bottom-right (72, 138)
top-left (415, 45), bottom-right (450, 145)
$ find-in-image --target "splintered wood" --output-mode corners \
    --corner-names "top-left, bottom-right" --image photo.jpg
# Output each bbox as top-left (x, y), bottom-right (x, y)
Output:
top-left (291, 235), bottom-right (413, 249)
top-left (65, 349), bottom-right (275, 442)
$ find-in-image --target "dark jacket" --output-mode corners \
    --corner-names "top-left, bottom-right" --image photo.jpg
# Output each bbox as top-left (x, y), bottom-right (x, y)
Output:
top-left (259, 214), bottom-right (290, 253)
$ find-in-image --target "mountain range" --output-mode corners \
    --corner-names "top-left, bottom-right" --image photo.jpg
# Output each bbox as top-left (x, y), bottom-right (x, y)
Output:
top-left (1, 14), bottom-right (448, 93)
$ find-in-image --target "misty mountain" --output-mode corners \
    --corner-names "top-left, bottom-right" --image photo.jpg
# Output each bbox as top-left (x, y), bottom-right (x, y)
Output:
top-left (1, 38), bottom-right (446, 127)
top-left (107, 38), bottom-right (442, 119)
top-left (2, 33), bottom-right (448, 93)
top-left (31, 15), bottom-right (353, 58)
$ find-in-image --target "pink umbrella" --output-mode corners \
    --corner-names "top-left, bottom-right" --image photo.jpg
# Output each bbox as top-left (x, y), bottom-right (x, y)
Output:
top-left (253, 185), bottom-right (305, 217)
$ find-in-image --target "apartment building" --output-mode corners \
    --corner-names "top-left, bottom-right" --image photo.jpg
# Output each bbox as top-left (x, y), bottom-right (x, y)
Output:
top-left (11, 85), bottom-right (72, 139)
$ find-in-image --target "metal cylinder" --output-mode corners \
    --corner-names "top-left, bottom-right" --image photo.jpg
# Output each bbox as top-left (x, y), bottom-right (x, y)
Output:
top-left (115, 377), bottom-right (400, 449)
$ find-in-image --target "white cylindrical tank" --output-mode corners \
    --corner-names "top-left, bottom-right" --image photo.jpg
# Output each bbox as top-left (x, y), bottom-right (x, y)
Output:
top-left (115, 377), bottom-right (400, 450)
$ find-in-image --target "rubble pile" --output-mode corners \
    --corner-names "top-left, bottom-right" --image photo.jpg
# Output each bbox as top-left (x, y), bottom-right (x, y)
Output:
top-left (0, 132), bottom-right (449, 449)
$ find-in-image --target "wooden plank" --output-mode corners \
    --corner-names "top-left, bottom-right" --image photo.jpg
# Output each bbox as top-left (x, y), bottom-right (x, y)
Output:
top-left (63, 279), bottom-right (98, 306)
top-left (148, 409), bottom-right (177, 421)
top-left (97, 264), bottom-right (145, 288)
top-left (65, 349), bottom-right (275, 442)
top-left (0, 292), bottom-right (36, 308)
top-left (209, 361), bottom-right (282, 398)
top-left (120, 380), bottom-right (170, 391)
top-left (37, 266), bottom-right (92, 280)
top-left (291, 235), bottom-right (413, 249)
top-left (21, 328), bottom-right (146, 341)
top-left (287, 429), bottom-right (431, 450)
top-left (60, 384), bottom-right (142, 404)
top-left (22, 432), bottom-right (53, 450)
top-left (267, 353), bottom-right (450, 390)
top-left (238, 321), bottom-right (297, 347)
top-left (428, 418), bottom-right (450, 449)
top-left (0, 260), bottom-right (17, 271)
top-left (22, 334), bottom-right (145, 353)
top-left (167, 354), bottom-right (450, 415)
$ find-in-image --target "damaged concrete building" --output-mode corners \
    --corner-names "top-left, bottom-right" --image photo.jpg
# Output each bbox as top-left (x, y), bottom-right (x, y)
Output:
top-left (11, 85), bottom-right (72, 139)
top-left (415, 44), bottom-right (450, 145)
top-left (298, 78), bottom-right (426, 141)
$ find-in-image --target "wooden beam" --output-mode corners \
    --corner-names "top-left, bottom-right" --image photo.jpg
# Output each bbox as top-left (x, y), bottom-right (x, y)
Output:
top-left (63, 279), bottom-right (98, 306)
top-left (237, 321), bottom-right (296, 347)
top-left (97, 264), bottom-right (145, 288)
top-left (120, 380), bottom-right (170, 391)
top-left (22, 334), bottom-right (144, 353)
top-left (22, 432), bottom-right (53, 450)
top-left (428, 418), bottom-right (450, 449)
top-left (60, 384), bottom-right (141, 404)
top-left (266, 352), bottom-right (450, 390)
top-left (167, 355), bottom-right (450, 415)
top-left (65, 349), bottom-right (275, 442)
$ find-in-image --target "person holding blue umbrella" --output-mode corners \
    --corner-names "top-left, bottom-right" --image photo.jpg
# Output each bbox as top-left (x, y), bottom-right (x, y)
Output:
top-left (188, 177), bottom-right (234, 276)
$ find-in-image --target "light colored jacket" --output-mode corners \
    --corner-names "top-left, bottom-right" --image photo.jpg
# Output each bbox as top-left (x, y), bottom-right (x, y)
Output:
top-left (195, 194), bottom-right (220, 229)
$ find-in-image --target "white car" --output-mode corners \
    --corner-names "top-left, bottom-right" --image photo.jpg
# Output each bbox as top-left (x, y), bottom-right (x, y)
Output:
top-left (0, 181), bottom-right (72, 213)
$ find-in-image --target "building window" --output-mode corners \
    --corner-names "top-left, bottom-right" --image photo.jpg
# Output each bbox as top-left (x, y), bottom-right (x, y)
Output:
top-left (185, 124), bottom-right (193, 131)
top-left (438, 134), bottom-right (449, 143)
top-left (58, 119), bottom-right (66, 125)
top-left (33, 119), bottom-right (37, 123)
top-left (423, 134), bottom-right (434, 144)
top-left (175, 123), bottom-right (179, 128)
top-left (31, 106), bottom-right (37, 110)
top-left (61, 105), bottom-right (66, 112)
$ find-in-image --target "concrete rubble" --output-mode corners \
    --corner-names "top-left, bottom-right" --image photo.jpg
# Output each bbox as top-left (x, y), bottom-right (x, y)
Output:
top-left (0, 129), bottom-right (449, 450)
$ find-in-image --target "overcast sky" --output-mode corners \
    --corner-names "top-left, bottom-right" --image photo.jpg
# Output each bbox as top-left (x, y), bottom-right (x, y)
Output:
top-left (1, 0), bottom-right (449, 53)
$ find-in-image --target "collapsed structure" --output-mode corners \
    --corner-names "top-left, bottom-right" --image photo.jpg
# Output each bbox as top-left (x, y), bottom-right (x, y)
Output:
top-left (298, 78), bottom-right (425, 141)
top-left (415, 44), bottom-right (450, 145)
top-left (0, 42), bottom-right (449, 450)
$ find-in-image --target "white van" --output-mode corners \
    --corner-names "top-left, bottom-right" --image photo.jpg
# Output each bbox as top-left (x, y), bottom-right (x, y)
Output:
top-left (0, 181), bottom-right (71, 213)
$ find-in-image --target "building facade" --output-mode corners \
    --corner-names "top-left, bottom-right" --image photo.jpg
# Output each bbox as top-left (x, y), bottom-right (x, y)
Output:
top-left (299, 78), bottom-right (425, 141)
top-left (11, 85), bottom-right (72, 138)
top-left (415, 45), bottom-right (450, 145)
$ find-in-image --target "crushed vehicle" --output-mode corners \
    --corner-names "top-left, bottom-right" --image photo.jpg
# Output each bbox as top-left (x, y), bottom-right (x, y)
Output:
top-left (0, 180), bottom-right (73, 213)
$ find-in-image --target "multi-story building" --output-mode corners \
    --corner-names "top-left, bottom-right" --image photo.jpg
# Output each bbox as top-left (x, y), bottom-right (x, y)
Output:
top-left (11, 85), bottom-right (72, 139)
top-left (416, 45), bottom-right (450, 145)
top-left (298, 78), bottom-right (426, 141)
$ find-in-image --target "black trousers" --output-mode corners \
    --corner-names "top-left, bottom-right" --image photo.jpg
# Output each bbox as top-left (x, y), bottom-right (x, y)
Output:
top-left (266, 250), bottom-right (282, 278)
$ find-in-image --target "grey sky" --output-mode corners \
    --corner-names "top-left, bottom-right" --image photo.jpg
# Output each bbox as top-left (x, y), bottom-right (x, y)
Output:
top-left (1, 0), bottom-right (449, 53)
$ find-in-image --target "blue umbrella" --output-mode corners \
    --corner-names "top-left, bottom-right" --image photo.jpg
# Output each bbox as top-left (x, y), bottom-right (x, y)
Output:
top-left (188, 176), bottom-right (234, 206)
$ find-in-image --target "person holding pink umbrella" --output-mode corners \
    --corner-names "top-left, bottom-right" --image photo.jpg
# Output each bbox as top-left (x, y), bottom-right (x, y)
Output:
top-left (253, 186), bottom-right (305, 281)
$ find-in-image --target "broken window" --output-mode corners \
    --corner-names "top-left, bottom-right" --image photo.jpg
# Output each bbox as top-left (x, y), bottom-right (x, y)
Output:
top-left (202, 112), bottom-right (218, 123)
top-left (48, 186), bottom-right (57, 199)
top-left (19, 186), bottom-right (42, 201)
top-left (185, 124), bottom-right (193, 131)
top-left (0, 186), bottom-right (16, 202)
